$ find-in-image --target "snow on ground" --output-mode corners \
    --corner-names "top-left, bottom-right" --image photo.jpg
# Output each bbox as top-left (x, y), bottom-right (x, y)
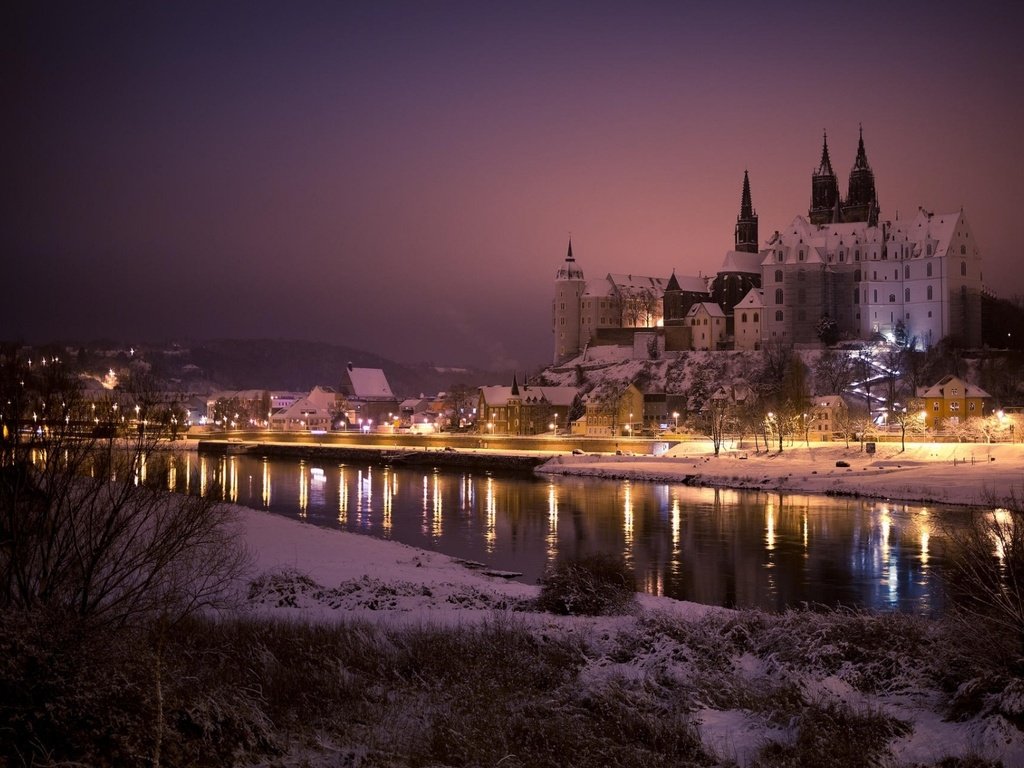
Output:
top-left (229, 439), bottom-right (1024, 765)
top-left (539, 440), bottom-right (1024, 508)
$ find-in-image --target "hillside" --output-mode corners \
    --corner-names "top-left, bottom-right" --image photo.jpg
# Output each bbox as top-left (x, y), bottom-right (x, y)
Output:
top-left (38, 339), bottom-right (511, 398)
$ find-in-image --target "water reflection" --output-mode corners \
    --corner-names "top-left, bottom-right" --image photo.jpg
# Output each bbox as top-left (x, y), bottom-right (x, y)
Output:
top-left (163, 452), bottom-right (965, 613)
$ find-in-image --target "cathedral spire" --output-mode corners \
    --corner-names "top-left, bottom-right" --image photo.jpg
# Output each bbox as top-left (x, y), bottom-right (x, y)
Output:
top-left (853, 124), bottom-right (869, 170)
top-left (810, 130), bottom-right (840, 225)
top-left (566, 236), bottom-right (574, 261)
top-left (735, 170), bottom-right (759, 253)
top-left (511, 374), bottom-right (520, 396)
top-left (816, 130), bottom-right (835, 176)
top-left (740, 169), bottom-right (754, 219)
top-left (843, 124), bottom-right (879, 225)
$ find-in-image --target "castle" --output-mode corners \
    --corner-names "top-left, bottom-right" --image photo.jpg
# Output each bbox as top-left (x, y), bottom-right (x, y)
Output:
top-left (552, 130), bottom-right (984, 363)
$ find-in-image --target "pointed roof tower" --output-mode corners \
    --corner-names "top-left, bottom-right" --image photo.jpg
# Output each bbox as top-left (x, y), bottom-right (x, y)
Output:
top-left (809, 130), bottom-right (840, 225)
top-left (735, 170), bottom-right (759, 253)
top-left (665, 270), bottom-right (681, 292)
top-left (510, 374), bottom-right (520, 397)
top-left (555, 236), bottom-right (584, 281)
top-left (843, 124), bottom-right (880, 226)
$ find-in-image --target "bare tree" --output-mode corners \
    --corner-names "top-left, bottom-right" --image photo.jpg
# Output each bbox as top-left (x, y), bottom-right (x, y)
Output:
top-left (813, 349), bottom-right (855, 395)
top-left (0, 349), bottom-right (250, 630)
top-left (943, 498), bottom-right (1024, 656)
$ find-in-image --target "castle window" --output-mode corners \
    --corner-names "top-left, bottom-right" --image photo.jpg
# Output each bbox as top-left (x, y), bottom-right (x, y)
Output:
top-left (854, 269), bottom-right (861, 282)
top-left (961, 261), bottom-right (967, 276)
top-left (904, 266), bottom-right (910, 279)
top-left (889, 294), bottom-right (896, 303)
top-left (927, 285), bottom-right (933, 300)
top-left (774, 269), bottom-right (783, 282)
top-left (853, 289), bottom-right (859, 305)
top-left (753, 312), bottom-right (759, 322)
top-left (798, 250), bottom-right (805, 261)
top-left (960, 245), bottom-right (966, 255)
top-left (894, 269), bottom-right (899, 279)
top-left (927, 244), bottom-right (932, 256)
top-left (775, 288), bottom-right (783, 304)
top-left (927, 263), bottom-right (933, 277)
top-left (873, 290), bottom-right (878, 302)
top-left (775, 310), bottom-right (783, 321)
top-left (855, 249), bottom-right (860, 261)
top-left (741, 312), bottom-right (748, 322)
top-left (905, 288), bottom-right (911, 301)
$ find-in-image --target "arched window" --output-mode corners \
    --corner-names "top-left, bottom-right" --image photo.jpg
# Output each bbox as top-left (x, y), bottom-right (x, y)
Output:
top-left (960, 244), bottom-right (967, 255)
top-left (889, 294), bottom-right (896, 303)
top-left (905, 288), bottom-right (910, 301)
top-left (775, 288), bottom-right (784, 304)
top-left (904, 266), bottom-right (910, 279)
top-left (855, 249), bottom-right (860, 261)
top-left (774, 269), bottom-right (783, 282)
top-left (741, 312), bottom-right (748, 322)
top-left (777, 251), bottom-right (783, 262)
top-left (927, 263), bottom-right (933, 277)
top-left (961, 261), bottom-right (967, 276)
top-left (927, 285), bottom-right (933, 300)
top-left (753, 312), bottom-right (759, 322)
top-left (775, 310), bottom-right (783, 322)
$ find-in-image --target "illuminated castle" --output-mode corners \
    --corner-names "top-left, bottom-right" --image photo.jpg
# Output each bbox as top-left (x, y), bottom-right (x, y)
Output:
top-left (552, 129), bottom-right (983, 362)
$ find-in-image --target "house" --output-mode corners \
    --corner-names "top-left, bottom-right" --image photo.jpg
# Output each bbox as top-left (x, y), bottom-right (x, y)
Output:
top-left (477, 378), bottom-right (578, 436)
top-left (338, 364), bottom-right (400, 427)
top-left (914, 375), bottom-right (992, 429)
top-left (582, 382), bottom-right (644, 437)
top-left (686, 302), bottom-right (728, 351)
top-left (270, 386), bottom-right (340, 432)
top-left (808, 395), bottom-right (848, 441)
top-left (733, 289), bottom-right (764, 351)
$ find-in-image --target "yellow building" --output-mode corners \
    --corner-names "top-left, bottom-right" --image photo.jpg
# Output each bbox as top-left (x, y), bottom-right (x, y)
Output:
top-left (913, 375), bottom-right (991, 429)
top-left (583, 382), bottom-right (645, 437)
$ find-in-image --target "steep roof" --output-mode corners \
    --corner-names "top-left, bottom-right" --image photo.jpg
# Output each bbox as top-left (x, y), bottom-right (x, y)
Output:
top-left (720, 250), bottom-right (764, 274)
top-left (916, 375), bottom-right (991, 400)
top-left (479, 385), bottom-right (578, 408)
top-left (686, 302), bottom-right (726, 318)
top-left (341, 367), bottom-right (395, 400)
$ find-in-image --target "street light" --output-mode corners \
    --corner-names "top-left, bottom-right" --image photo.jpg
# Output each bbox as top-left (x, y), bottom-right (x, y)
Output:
top-left (673, 411), bottom-right (679, 430)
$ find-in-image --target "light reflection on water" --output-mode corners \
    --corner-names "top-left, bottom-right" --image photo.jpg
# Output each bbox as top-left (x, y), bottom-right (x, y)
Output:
top-left (161, 451), bottom-right (971, 614)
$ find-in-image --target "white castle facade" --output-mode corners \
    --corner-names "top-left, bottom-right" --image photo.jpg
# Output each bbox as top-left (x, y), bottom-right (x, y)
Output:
top-left (553, 131), bottom-right (984, 363)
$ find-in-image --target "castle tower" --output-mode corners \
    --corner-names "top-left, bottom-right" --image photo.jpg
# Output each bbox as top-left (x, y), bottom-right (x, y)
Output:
top-left (734, 170), bottom-right (759, 253)
top-left (842, 125), bottom-right (879, 226)
top-left (809, 131), bottom-right (840, 225)
top-left (553, 237), bottom-right (585, 363)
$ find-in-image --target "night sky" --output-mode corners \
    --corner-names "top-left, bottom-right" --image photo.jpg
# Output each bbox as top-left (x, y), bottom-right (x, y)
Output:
top-left (6, 1), bottom-right (1024, 369)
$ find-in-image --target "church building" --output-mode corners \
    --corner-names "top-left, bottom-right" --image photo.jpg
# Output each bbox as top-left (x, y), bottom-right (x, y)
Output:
top-left (551, 129), bottom-right (983, 362)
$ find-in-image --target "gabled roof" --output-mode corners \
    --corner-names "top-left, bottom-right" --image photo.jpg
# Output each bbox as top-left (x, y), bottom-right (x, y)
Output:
top-left (341, 367), bottom-right (395, 400)
top-left (479, 385), bottom-right (578, 408)
top-left (735, 288), bottom-right (764, 309)
top-left (719, 250), bottom-right (764, 274)
top-left (916, 375), bottom-right (991, 400)
top-left (686, 302), bottom-right (726, 318)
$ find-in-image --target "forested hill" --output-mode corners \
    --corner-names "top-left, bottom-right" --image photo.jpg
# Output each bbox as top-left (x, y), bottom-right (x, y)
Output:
top-left (52, 339), bottom-right (511, 398)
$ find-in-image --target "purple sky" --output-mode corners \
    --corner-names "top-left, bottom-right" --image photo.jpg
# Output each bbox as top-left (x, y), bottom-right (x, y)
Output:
top-left (6, 1), bottom-right (1023, 369)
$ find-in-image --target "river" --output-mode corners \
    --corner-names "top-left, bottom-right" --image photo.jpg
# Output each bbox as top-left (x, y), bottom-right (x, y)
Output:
top-left (163, 451), bottom-right (964, 614)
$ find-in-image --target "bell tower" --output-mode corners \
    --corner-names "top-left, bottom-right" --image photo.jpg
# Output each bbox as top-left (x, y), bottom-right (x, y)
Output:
top-left (842, 125), bottom-right (880, 226)
top-left (553, 237), bottom-right (585, 363)
top-left (809, 131), bottom-right (840, 225)
top-left (734, 170), bottom-right (759, 253)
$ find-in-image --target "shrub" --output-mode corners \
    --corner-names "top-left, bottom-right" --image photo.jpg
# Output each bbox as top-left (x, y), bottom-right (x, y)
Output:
top-left (536, 553), bottom-right (637, 616)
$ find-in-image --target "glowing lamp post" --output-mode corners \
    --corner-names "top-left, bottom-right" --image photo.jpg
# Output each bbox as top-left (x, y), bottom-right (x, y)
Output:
top-left (673, 411), bottom-right (679, 430)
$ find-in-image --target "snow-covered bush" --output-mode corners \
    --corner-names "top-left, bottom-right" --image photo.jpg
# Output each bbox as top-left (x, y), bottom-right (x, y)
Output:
top-left (536, 553), bottom-right (637, 616)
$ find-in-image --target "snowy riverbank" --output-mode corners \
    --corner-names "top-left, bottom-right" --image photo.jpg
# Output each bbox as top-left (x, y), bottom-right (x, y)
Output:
top-left (538, 440), bottom-right (1024, 508)
top-left (235, 494), bottom-right (1024, 766)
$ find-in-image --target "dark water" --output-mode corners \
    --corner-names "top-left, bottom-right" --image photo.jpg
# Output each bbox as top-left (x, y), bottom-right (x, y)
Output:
top-left (162, 452), bottom-right (968, 614)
